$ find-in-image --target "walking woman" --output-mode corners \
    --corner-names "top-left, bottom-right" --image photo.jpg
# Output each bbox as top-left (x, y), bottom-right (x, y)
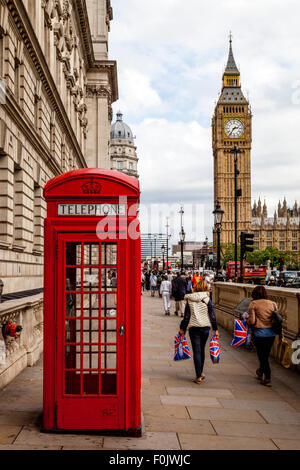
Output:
top-left (247, 285), bottom-right (284, 387)
top-left (160, 275), bottom-right (172, 315)
top-left (179, 280), bottom-right (219, 384)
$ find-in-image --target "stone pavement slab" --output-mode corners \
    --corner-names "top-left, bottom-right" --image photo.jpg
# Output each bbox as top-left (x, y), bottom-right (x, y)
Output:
top-left (211, 421), bottom-right (300, 439)
top-left (103, 432), bottom-right (180, 450)
top-left (219, 398), bottom-right (295, 412)
top-left (142, 404), bottom-right (190, 419)
top-left (272, 439), bottom-right (300, 450)
top-left (0, 444), bottom-right (61, 450)
top-left (0, 425), bottom-right (22, 445)
top-left (144, 415), bottom-right (216, 434)
top-left (258, 409), bottom-right (300, 425)
top-left (178, 433), bottom-right (277, 450)
top-left (160, 395), bottom-right (222, 408)
top-left (166, 387), bottom-right (234, 399)
top-left (14, 425), bottom-right (104, 448)
top-left (187, 407), bottom-right (265, 423)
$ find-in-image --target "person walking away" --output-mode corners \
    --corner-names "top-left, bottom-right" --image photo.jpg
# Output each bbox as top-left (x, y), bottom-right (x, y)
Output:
top-left (186, 275), bottom-right (192, 293)
top-left (157, 272), bottom-right (163, 298)
top-left (150, 271), bottom-right (158, 297)
top-left (247, 285), bottom-right (284, 387)
top-left (179, 280), bottom-right (219, 383)
top-left (145, 271), bottom-right (151, 292)
top-left (172, 272), bottom-right (187, 317)
top-left (160, 275), bottom-right (172, 315)
top-left (192, 271), bottom-right (202, 288)
top-left (141, 271), bottom-right (145, 295)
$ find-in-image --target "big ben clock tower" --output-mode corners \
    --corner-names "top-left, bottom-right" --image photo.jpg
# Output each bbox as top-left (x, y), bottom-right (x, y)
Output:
top-left (212, 36), bottom-right (252, 245)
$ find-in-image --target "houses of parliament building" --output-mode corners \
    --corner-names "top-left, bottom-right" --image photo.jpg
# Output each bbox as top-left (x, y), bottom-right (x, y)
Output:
top-left (212, 37), bottom-right (300, 263)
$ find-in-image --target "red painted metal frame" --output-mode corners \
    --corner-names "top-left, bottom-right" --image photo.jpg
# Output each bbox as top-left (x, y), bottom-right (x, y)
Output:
top-left (43, 169), bottom-right (141, 433)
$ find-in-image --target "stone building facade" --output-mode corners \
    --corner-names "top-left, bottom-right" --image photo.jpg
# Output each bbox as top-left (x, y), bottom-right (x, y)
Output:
top-left (0, 0), bottom-right (118, 296)
top-left (110, 111), bottom-right (138, 178)
top-left (252, 198), bottom-right (300, 262)
top-left (213, 38), bottom-right (300, 264)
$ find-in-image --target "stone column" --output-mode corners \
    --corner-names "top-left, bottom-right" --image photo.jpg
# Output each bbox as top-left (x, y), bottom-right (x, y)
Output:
top-left (85, 83), bottom-right (111, 169)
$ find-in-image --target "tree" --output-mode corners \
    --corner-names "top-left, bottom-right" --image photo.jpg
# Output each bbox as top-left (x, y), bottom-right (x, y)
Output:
top-left (220, 243), bottom-right (240, 265)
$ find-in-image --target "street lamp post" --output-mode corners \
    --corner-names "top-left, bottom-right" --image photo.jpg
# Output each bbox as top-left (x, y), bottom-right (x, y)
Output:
top-left (161, 244), bottom-right (165, 272)
top-left (179, 207), bottom-right (185, 272)
top-left (180, 229), bottom-right (185, 271)
top-left (230, 145), bottom-right (242, 280)
top-left (213, 201), bottom-right (224, 281)
top-left (204, 236), bottom-right (208, 268)
top-left (166, 218), bottom-right (170, 270)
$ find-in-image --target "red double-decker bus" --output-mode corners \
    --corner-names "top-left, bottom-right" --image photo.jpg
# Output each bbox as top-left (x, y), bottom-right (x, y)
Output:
top-left (226, 261), bottom-right (267, 284)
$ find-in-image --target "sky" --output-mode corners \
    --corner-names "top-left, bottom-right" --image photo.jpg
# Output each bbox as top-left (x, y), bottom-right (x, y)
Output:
top-left (108, 0), bottom-right (300, 245)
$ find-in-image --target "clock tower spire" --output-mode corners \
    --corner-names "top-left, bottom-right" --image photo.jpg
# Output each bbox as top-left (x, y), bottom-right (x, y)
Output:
top-left (212, 36), bottom-right (252, 245)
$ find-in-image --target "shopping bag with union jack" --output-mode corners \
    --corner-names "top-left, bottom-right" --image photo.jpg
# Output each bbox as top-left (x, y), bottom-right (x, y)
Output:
top-left (174, 334), bottom-right (191, 361)
top-left (231, 319), bottom-right (250, 348)
top-left (209, 335), bottom-right (220, 364)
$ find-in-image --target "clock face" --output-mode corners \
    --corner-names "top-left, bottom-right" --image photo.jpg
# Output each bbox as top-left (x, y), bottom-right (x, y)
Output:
top-left (225, 119), bottom-right (244, 138)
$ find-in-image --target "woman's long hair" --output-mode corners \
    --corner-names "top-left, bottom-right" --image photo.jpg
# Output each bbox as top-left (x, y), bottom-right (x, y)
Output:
top-left (194, 280), bottom-right (210, 293)
top-left (252, 285), bottom-right (268, 300)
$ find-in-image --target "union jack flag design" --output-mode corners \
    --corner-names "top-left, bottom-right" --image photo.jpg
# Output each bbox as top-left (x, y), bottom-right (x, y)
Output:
top-left (231, 319), bottom-right (250, 348)
top-left (174, 334), bottom-right (191, 361)
top-left (209, 335), bottom-right (220, 364)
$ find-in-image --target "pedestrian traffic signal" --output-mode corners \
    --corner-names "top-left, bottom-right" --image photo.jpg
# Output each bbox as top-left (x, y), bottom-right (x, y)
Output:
top-left (240, 232), bottom-right (255, 258)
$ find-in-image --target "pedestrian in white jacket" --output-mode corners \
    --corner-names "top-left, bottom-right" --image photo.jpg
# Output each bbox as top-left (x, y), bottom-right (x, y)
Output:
top-left (160, 275), bottom-right (172, 315)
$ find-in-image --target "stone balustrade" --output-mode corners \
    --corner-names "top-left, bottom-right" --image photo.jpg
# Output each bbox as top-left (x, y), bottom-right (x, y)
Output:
top-left (212, 282), bottom-right (300, 371)
top-left (0, 294), bottom-right (43, 389)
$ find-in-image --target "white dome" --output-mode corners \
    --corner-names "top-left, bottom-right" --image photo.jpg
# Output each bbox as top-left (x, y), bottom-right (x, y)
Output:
top-left (110, 111), bottom-right (134, 141)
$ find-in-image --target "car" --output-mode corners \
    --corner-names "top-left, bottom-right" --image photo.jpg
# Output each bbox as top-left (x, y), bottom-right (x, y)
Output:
top-left (277, 271), bottom-right (299, 287)
top-left (285, 277), bottom-right (300, 288)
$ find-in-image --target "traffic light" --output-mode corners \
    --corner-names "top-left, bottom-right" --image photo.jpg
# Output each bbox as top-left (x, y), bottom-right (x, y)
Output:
top-left (279, 257), bottom-right (284, 271)
top-left (240, 232), bottom-right (255, 259)
top-left (239, 232), bottom-right (255, 283)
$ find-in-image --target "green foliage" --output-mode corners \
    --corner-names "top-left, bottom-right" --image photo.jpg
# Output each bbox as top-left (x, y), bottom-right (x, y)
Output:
top-left (220, 243), bottom-right (240, 264)
top-left (221, 243), bottom-right (299, 268)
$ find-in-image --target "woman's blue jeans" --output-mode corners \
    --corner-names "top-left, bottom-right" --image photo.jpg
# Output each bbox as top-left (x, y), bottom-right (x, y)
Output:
top-left (189, 327), bottom-right (210, 378)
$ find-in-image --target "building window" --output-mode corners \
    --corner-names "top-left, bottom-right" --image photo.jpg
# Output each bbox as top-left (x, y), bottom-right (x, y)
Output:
top-left (266, 242), bottom-right (272, 247)
top-left (279, 242), bottom-right (285, 251)
top-left (0, 35), bottom-right (3, 78)
top-left (14, 58), bottom-right (20, 102)
top-left (292, 231), bottom-right (297, 238)
top-left (13, 165), bottom-right (21, 244)
top-left (129, 162), bottom-right (133, 171)
top-left (254, 231), bottom-right (259, 238)
top-left (280, 232), bottom-right (285, 238)
top-left (267, 231), bottom-right (272, 238)
top-left (33, 183), bottom-right (43, 254)
top-left (117, 161), bottom-right (123, 170)
top-left (292, 242), bottom-right (298, 251)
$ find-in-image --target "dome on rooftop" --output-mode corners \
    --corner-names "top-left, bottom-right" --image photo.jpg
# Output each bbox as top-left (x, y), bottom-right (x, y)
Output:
top-left (110, 111), bottom-right (134, 141)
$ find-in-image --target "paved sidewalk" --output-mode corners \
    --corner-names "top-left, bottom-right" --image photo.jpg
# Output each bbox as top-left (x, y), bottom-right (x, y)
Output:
top-left (0, 293), bottom-right (299, 450)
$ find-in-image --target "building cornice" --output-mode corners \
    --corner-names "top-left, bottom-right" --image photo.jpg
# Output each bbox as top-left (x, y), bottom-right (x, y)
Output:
top-left (73, 0), bottom-right (94, 68)
top-left (88, 60), bottom-right (118, 103)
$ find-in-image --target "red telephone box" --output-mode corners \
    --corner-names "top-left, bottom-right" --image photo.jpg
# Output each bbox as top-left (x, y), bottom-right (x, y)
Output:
top-left (43, 169), bottom-right (141, 434)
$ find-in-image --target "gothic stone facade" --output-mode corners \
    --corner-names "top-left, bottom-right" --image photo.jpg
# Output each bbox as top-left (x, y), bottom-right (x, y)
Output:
top-left (0, 0), bottom-right (118, 295)
top-left (252, 199), bottom-right (300, 263)
top-left (213, 39), bottom-right (300, 264)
